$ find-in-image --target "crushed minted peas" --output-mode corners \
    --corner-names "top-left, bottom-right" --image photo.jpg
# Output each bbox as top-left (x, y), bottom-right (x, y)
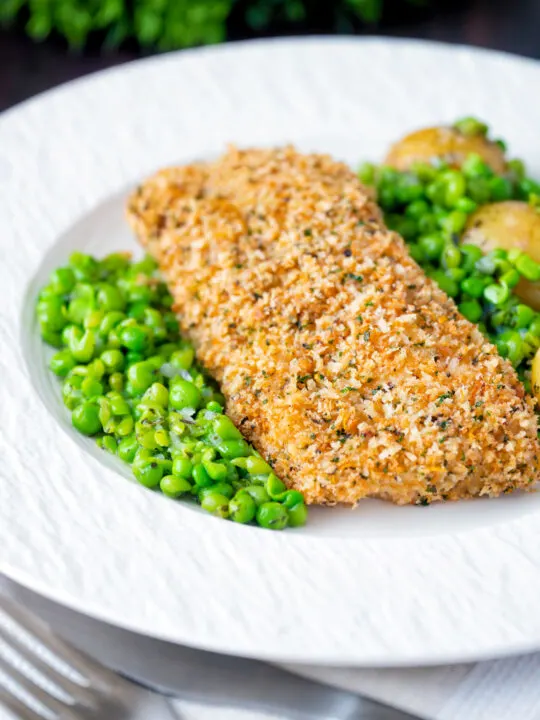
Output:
top-left (36, 252), bottom-right (307, 530)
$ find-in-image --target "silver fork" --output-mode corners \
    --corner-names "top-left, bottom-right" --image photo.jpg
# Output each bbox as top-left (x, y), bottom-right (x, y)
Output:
top-left (0, 594), bottom-right (179, 720)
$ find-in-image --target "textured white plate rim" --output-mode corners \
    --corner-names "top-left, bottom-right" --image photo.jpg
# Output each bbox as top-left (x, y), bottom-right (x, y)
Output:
top-left (3, 36), bottom-right (540, 667)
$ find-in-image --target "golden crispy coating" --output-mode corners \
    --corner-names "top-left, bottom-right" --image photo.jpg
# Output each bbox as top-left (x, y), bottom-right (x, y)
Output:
top-left (127, 146), bottom-right (540, 505)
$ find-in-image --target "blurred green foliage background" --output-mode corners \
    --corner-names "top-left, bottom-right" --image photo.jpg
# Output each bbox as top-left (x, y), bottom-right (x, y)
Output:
top-left (0, 0), bottom-right (428, 51)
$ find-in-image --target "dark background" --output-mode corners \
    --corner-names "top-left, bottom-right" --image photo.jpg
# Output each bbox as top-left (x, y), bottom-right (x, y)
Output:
top-left (1, 0), bottom-right (539, 113)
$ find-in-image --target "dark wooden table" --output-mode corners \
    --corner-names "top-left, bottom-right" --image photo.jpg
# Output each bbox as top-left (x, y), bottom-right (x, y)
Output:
top-left (1, 0), bottom-right (539, 113)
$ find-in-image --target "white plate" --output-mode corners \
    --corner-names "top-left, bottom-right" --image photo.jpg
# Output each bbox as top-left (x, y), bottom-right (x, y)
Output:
top-left (3, 37), bottom-right (540, 667)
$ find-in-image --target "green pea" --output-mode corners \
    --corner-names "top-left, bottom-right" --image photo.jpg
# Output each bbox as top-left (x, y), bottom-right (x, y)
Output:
top-left (81, 376), bottom-right (103, 398)
top-left (441, 170), bottom-right (466, 207)
top-left (155, 342), bottom-right (178, 359)
top-left (468, 176), bottom-right (492, 204)
top-left (446, 267), bottom-right (467, 283)
top-left (460, 276), bottom-right (486, 298)
top-left (496, 330), bottom-right (524, 367)
top-left (108, 393), bottom-right (130, 415)
top-left (127, 361), bottom-right (158, 394)
top-left (453, 117), bottom-right (488, 137)
top-left (499, 269), bottom-right (521, 289)
top-left (266, 473), bottom-right (287, 499)
top-left (120, 324), bottom-right (150, 352)
top-left (286, 500), bottom-right (308, 528)
top-left (98, 435), bottom-right (117, 454)
top-left (143, 382), bottom-right (169, 407)
top-left (405, 199), bottom-right (430, 219)
top-left (357, 162), bottom-right (375, 185)
top-left (49, 267), bottom-right (75, 295)
top-left (172, 456), bottom-right (193, 479)
top-left (245, 455), bottom-right (273, 475)
top-left (169, 378), bottom-right (202, 410)
top-left (99, 311), bottom-right (125, 336)
top-left (203, 460), bottom-right (228, 481)
top-left (72, 402), bottom-right (101, 435)
top-left (419, 234), bottom-right (445, 261)
top-left (201, 492), bottom-right (230, 518)
top-left (109, 372), bottom-right (124, 392)
top-left (462, 153), bottom-right (490, 177)
top-left (425, 181), bottom-right (446, 206)
top-left (199, 482), bottom-right (234, 500)
top-left (69, 329), bottom-right (96, 363)
top-left (475, 253), bottom-right (500, 275)
top-left (96, 284), bottom-right (125, 312)
top-left (519, 177), bottom-right (540, 199)
top-left (37, 296), bottom-right (66, 331)
top-left (100, 252), bottom-right (131, 274)
top-left (160, 474), bottom-right (192, 498)
top-left (49, 349), bottom-right (76, 377)
top-left (508, 158), bottom-right (525, 179)
top-left (86, 358), bottom-right (104, 379)
top-left (455, 197), bottom-right (477, 214)
top-left (83, 309), bottom-right (105, 331)
top-left (484, 284), bottom-right (510, 307)
top-left (441, 244), bottom-right (462, 270)
top-left (100, 349), bottom-right (124, 372)
top-left (410, 161), bottom-right (437, 182)
top-left (229, 491), bottom-right (257, 524)
top-left (117, 435), bottom-right (139, 463)
top-left (439, 210), bottom-right (468, 235)
top-left (458, 300), bottom-right (483, 324)
top-left (206, 400), bottom-right (224, 413)
top-left (192, 463), bottom-right (214, 488)
top-left (256, 502), bottom-right (288, 531)
top-left (213, 415), bottom-right (243, 441)
top-left (126, 284), bottom-right (153, 304)
top-left (216, 439), bottom-right (251, 459)
top-left (127, 300), bottom-right (148, 320)
top-left (116, 416), bottom-right (135, 437)
top-left (243, 485), bottom-right (270, 506)
top-left (488, 176), bottom-right (512, 201)
top-left (417, 214), bottom-right (438, 235)
top-left (408, 244), bottom-right (425, 264)
top-left (126, 351), bottom-right (145, 366)
top-left (460, 244), bottom-right (484, 273)
top-left (514, 305), bottom-right (535, 329)
top-left (133, 459), bottom-right (163, 488)
top-left (40, 327), bottom-right (63, 348)
top-left (170, 347), bottom-right (195, 370)
top-left (154, 429), bottom-right (170, 447)
top-left (69, 252), bottom-right (99, 281)
top-left (515, 254), bottom-right (540, 282)
top-left (66, 297), bottom-right (92, 326)
top-left (529, 317), bottom-right (540, 337)
top-left (430, 270), bottom-right (458, 298)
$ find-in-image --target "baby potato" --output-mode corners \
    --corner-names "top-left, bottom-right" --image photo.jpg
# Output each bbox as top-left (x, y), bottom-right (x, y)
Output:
top-left (531, 347), bottom-right (540, 403)
top-left (385, 126), bottom-right (507, 173)
top-left (462, 200), bottom-right (540, 309)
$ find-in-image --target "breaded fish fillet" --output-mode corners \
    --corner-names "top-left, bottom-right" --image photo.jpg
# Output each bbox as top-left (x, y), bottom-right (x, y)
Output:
top-left (127, 147), bottom-right (540, 505)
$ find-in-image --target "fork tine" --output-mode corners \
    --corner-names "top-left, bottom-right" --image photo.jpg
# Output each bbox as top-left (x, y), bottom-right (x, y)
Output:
top-left (0, 624), bottom-right (97, 708)
top-left (0, 654), bottom-right (82, 720)
top-left (0, 688), bottom-right (44, 720)
top-left (0, 595), bottom-right (112, 690)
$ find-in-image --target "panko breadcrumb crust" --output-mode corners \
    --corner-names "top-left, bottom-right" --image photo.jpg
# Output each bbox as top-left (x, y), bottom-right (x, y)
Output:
top-left (127, 146), bottom-right (540, 505)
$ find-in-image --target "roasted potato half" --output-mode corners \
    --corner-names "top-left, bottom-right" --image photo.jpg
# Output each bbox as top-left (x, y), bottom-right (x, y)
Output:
top-left (385, 126), bottom-right (507, 174)
top-left (462, 200), bottom-right (540, 309)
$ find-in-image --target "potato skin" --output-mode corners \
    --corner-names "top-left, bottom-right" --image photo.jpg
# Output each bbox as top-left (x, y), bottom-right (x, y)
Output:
top-left (385, 126), bottom-right (507, 173)
top-left (462, 200), bottom-right (540, 309)
top-left (532, 347), bottom-right (540, 403)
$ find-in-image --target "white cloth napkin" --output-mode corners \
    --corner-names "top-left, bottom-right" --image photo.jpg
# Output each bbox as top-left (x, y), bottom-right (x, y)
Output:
top-left (3, 577), bottom-right (540, 720)
top-left (171, 654), bottom-right (540, 720)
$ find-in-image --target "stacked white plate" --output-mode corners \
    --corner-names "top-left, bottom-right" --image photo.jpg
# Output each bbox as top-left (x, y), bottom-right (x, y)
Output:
top-left (2, 38), bottom-right (540, 692)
